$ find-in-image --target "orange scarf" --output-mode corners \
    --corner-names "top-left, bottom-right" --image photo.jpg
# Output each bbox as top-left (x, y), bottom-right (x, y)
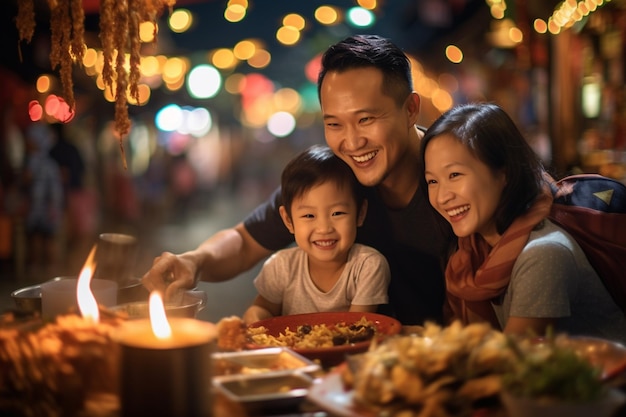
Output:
top-left (445, 187), bottom-right (553, 329)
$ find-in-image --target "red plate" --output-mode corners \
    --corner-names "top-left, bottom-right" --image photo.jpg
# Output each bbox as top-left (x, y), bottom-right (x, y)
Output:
top-left (246, 312), bottom-right (402, 367)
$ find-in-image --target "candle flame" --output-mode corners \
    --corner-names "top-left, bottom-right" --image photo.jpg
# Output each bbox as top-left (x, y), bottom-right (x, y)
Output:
top-left (77, 246), bottom-right (99, 322)
top-left (149, 291), bottom-right (172, 339)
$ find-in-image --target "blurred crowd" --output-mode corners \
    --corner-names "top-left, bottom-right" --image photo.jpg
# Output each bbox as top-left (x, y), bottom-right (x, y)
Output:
top-left (1, 121), bottom-right (93, 279)
top-left (0, 111), bottom-right (317, 286)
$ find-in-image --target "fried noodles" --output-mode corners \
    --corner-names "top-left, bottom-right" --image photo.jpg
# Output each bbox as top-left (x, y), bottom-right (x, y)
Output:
top-left (247, 316), bottom-right (377, 349)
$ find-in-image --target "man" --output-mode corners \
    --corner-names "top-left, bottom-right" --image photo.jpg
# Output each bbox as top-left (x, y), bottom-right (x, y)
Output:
top-left (142, 35), bottom-right (454, 324)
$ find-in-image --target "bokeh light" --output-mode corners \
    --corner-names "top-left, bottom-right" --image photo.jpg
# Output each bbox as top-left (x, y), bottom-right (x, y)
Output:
top-left (187, 64), bottom-right (222, 99)
top-left (315, 6), bottom-right (340, 25)
top-left (267, 111), bottom-right (296, 138)
top-left (36, 75), bottom-right (51, 93)
top-left (346, 7), bottom-right (375, 28)
top-left (28, 100), bottom-right (43, 121)
top-left (445, 45), bottom-right (463, 64)
top-left (169, 9), bottom-right (193, 33)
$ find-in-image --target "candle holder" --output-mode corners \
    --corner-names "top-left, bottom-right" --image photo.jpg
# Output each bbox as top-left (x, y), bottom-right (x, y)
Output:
top-left (114, 318), bottom-right (217, 417)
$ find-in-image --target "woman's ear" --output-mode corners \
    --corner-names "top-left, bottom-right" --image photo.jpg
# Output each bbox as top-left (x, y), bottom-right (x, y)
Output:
top-left (279, 205), bottom-right (295, 234)
top-left (357, 199), bottom-right (368, 227)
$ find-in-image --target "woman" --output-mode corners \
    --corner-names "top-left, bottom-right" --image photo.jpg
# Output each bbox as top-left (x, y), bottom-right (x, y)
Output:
top-left (419, 103), bottom-right (626, 343)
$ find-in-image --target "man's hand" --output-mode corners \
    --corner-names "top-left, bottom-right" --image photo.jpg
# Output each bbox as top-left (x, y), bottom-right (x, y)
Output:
top-left (141, 251), bottom-right (197, 302)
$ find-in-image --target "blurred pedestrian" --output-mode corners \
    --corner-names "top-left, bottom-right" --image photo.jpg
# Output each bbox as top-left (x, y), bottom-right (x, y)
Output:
top-left (48, 122), bottom-right (99, 272)
top-left (23, 122), bottom-right (64, 274)
top-left (170, 153), bottom-right (197, 221)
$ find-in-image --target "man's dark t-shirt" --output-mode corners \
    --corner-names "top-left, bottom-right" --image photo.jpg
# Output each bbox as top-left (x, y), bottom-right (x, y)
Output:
top-left (243, 186), bottom-right (454, 325)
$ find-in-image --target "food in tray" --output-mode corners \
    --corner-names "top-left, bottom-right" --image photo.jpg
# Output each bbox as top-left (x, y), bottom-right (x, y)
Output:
top-left (212, 347), bottom-right (320, 377)
top-left (247, 315), bottom-right (377, 348)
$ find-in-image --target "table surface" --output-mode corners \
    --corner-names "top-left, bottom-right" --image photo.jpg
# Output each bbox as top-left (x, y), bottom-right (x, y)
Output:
top-left (2, 313), bottom-right (625, 417)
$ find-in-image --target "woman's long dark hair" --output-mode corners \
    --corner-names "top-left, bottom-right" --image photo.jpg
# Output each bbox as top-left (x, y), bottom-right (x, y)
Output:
top-left (419, 103), bottom-right (545, 234)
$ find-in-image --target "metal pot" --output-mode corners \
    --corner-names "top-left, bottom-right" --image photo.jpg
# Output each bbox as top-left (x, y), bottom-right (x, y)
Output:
top-left (10, 276), bottom-right (67, 314)
top-left (117, 277), bottom-right (149, 304)
top-left (112, 290), bottom-right (207, 319)
top-left (10, 276), bottom-right (150, 315)
top-left (10, 284), bottom-right (43, 314)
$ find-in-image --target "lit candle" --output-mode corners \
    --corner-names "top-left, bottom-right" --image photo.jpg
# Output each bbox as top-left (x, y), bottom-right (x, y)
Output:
top-left (41, 247), bottom-right (117, 320)
top-left (114, 292), bottom-right (217, 417)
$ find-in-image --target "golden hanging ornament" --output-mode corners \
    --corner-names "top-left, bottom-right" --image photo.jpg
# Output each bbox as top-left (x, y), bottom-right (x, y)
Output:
top-left (16, 0), bottom-right (35, 58)
top-left (16, 0), bottom-right (176, 169)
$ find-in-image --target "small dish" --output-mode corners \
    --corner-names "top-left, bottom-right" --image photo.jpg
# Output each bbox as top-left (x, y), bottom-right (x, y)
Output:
top-left (213, 371), bottom-right (313, 413)
top-left (213, 347), bottom-right (321, 379)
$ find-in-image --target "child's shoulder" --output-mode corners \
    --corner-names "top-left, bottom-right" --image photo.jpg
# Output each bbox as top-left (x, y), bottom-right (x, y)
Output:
top-left (350, 243), bottom-right (386, 259)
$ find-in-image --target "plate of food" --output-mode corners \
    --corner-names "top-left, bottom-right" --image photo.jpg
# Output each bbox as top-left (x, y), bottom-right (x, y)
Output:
top-left (306, 322), bottom-right (626, 417)
top-left (246, 312), bottom-right (402, 367)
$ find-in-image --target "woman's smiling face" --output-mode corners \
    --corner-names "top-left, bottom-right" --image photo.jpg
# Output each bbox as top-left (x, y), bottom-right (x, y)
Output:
top-left (424, 134), bottom-right (507, 246)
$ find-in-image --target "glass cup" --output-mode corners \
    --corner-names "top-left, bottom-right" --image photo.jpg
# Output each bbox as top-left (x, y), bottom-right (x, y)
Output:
top-left (94, 233), bottom-right (138, 287)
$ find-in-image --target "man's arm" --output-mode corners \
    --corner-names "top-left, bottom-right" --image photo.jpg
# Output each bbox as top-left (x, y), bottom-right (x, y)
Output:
top-left (142, 187), bottom-right (293, 300)
top-left (141, 223), bottom-right (272, 299)
top-left (195, 223), bottom-right (273, 282)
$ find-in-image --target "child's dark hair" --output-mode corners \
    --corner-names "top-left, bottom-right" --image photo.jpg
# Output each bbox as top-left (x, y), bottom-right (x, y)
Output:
top-left (281, 145), bottom-right (364, 216)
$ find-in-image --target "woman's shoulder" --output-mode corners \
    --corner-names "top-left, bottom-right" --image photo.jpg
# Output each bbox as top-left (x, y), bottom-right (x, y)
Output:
top-left (520, 219), bottom-right (591, 268)
top-left (527, 219), bottom-right (579, 247)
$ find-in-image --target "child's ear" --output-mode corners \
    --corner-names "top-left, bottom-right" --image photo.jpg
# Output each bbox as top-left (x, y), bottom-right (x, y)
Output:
top-left (357, 199), bottom-right (368, 227)
top-left (279, 205), bottom-right (295, 234)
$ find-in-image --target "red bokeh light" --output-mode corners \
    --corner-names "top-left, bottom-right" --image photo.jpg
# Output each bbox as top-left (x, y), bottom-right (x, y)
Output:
top-left (305, 54), bottom-right (322, 84)
top-left (44, 94), bottom-right (75, 123)
top-left (28, 100), bottom-right (43, 121)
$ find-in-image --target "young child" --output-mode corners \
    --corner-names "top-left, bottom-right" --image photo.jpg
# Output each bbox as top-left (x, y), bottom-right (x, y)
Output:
top-left (243, 145), bottom-right (391, 324)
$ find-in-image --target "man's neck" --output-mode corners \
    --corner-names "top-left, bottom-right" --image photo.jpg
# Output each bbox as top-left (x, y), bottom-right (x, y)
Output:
top-left (377, 127), bottom-right (423, 209)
